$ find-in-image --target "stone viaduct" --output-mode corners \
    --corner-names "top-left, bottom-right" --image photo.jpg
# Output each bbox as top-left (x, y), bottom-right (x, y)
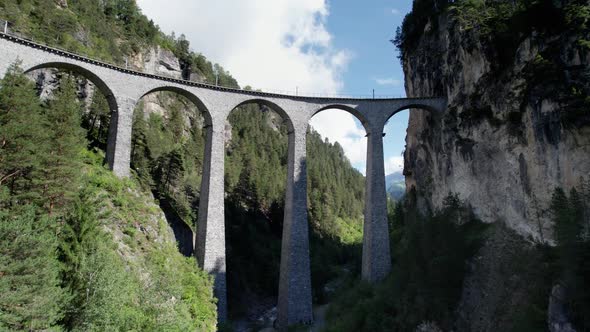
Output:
top-left (0, 32), bottom-right (446, 327)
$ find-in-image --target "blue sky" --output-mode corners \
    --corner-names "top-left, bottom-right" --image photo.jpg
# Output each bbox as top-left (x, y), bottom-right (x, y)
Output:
top-left (327, 0), bottom-right (411, 98)
top-left (325, 0), bottom-right (413, 174)
top-left (137, 0), bottom-right (414, 175)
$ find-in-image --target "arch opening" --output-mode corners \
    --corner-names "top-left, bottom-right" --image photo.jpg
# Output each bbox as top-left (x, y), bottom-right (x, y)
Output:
top-left (389, 103), bottom-right (440, 120)
top-left (383, 104), bottom-right (440, 220)
top-left (313, 104), bottom-right (370, 133)
top-left (24, 62), bottom-right (117, 111)
top-left (25, 63), bottom-right (116, 152)
top-left (223, 100), bottom-right (290, 325)
top-left (138, 86), bottom-right (212, 126)
top-left (231, 98), bottom-right (295, 132)
top-left (130, 88), bottom-right (210, 257)
top-left (307, 108), bottom-right (367, 305)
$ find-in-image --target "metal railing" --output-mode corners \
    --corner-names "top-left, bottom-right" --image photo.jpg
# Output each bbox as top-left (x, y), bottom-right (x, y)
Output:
top-left (0, 18), bottom-right (420, 100)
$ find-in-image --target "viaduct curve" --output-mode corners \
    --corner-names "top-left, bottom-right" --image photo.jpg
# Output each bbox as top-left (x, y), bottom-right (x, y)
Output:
top-left (0, 32), bottom-right (446, 327)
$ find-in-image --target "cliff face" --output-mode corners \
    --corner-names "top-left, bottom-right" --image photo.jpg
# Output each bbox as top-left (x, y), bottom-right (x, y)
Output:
top-left (402, 1), bottom-right (590, 242)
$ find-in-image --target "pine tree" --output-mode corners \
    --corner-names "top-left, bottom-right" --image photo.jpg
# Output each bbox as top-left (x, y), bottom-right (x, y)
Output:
top-left (167, 99), bottom-right (185, 139)
top-left (163, 147), bottom-right (185, 193)
top-left (41, 75), bottom-right (87, 215)
top-left (131, 107), bottom-right (152, 185)
top-left (58, 193), bottom-right (119, 328)
top-left (0, 63), bottom-right (50, 205)
top-left (0, 206), bottom-right (67, 330)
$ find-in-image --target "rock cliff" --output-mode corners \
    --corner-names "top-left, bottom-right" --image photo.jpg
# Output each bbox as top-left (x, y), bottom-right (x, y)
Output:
top-left (402, 0), bottom-right (590, 242)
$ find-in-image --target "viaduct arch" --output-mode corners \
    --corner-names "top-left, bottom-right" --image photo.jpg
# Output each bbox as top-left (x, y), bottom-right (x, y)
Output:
top-left (0, 32), bottom-right (446, 328)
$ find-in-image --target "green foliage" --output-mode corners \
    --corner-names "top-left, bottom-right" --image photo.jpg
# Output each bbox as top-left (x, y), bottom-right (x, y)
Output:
top-left (325, 194), bottom-right (488, 331)
top-left (307, 129), bottom-right (365, 237)
top-left (42, 75), bottom-right (87, 214)
top-left (131, 93), bottom-right (205, 230)
top-left (0, 0), bottom-right (238, 86)
top-left (223, 105), bottom-right (288, 316)
top-left (0, 0), bottom-right (158, 63)
top-left (448, 0), bottom-right (522, 37)
top-left (0, 206), bottom-right (67, 330)
top-left (394, 0), bottom-right (583, 67)
top-left (82, 90), bottom-right (111, 150)
top-left (141, 243), bottom-right (217, 331)
top-left (565, 1), bottom-right (590, 31)
top-left (225, 105), bottom-right (289, 211)
top-left (0, 65), bottom-right (87, 215)
top-left (59, 153), bottom-right (217, 332)
top-left (550, 180), bottom-right (590, 330)
top-left (0, 63), bottom-right (217, 330)
top-left (0, 63), bottom-right (49, 206)
top-left (65, 233), bottom-right (146, 331)
top-left (392, 0), bottom-right (452, 62)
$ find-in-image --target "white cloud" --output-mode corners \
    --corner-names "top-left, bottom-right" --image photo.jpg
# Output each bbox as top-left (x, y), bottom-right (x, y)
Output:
top-left (136, 0), bottom-right (351, 95)
top-left (309, 109), bottom-right (367, 174)
top-left (309, 111), bottom-right (406, 176)
top-left (374, 77), bottom-right (402, 86)
top-left (385, 155), bottom-right (404, 174)
top-left (391, 8), bottom-right (401, 15)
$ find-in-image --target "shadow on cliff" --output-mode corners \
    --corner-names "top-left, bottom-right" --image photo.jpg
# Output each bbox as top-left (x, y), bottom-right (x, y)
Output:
top-left (154, 191), bottom-right (194, 257)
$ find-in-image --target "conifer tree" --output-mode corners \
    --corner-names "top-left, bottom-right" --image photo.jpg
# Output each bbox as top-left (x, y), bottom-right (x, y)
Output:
top-left (59, 193), bottom-right (114, 328)
top-left (131, 107), bottom-right (152, 185)
top-left (0, 63), bottom-right (49, 205)
top-left (0, 206), bottom-right (67, 330)
top-left (42, 75), bottom-right (87, 214)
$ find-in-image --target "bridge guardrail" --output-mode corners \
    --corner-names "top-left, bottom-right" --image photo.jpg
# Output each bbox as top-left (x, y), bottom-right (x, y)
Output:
top-left (0, 18), bottom-right (439, 101)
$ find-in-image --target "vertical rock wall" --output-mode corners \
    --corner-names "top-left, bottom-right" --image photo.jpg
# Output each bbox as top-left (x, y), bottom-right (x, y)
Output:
top-left (402, 3), bottom-right (590, 242)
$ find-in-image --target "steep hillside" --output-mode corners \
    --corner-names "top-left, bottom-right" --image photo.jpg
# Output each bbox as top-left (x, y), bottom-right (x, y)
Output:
top-left (0, 0), bottom-right (238, 85)
top-left (0, 66), bottom-right (217, 331)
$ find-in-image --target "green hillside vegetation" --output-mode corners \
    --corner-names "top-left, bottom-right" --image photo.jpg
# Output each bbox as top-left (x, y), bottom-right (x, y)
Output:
top-left (0, 0), bottom-right (238, 85)
top-left (0, 65), bottom-right (217, 330)
top-left (325, 194), bottom-right (489, 332)
top-left (131, 92), bottom-right (206, 229)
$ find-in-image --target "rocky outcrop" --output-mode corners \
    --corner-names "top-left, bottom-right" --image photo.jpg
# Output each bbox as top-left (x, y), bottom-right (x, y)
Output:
top-left (402, 2), bottom-right (590, 242)
top-left (130, 46), bottom-right (183, 80)
top-left (28, 68), bottom-right (96, 111)
top-left (55, 0), bottom-right (67, 8)
top-left (548, 284), bottom-right (577, 332)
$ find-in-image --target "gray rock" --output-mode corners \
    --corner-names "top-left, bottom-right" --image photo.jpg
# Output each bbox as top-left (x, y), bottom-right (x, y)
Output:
top-left (403, 8), bottom-right (590, 243)
top-left (548, 284), bottom-right (577, 332)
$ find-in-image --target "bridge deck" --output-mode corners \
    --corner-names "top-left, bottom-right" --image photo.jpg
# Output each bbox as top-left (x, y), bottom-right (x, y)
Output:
top-left (0, 32), bottom-right (438, 102)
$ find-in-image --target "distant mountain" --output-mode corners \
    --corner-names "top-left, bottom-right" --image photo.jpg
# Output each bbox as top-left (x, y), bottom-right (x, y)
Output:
top-left (385, 172), bottom-right (405, 200)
